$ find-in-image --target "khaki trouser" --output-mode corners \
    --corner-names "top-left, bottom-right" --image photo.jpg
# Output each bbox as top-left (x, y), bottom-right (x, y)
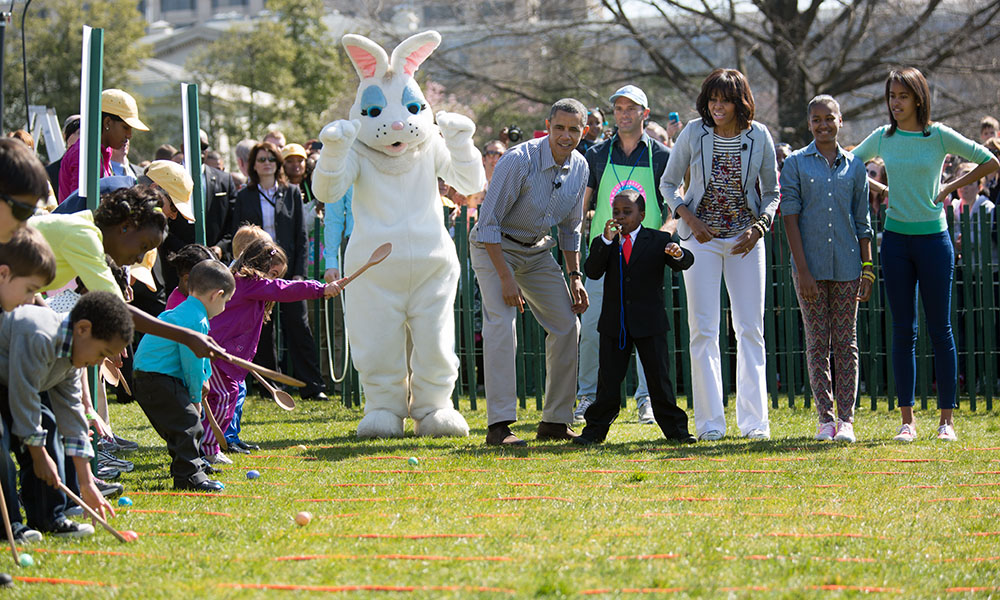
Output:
top-left (470, 237), bottom-right (580, 426)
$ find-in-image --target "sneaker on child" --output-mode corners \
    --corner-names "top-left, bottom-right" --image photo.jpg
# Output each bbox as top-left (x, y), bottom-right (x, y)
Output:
top-left (834, 420), bottom-right (856, 443)
top-left (893, 423), bottom-right (917, 443)
top-left (936, 423), bottom-right (957, 441)
top-left (204, 452), bottom-right (233, 465)
top-left (815, 421), bottom-right (835, 441)
top-left (573, 396), bottom-right (595, 424)
top-left (47, 518), bottom-right (94, 538)
top-left (636, 397), bottom-right (655, 424)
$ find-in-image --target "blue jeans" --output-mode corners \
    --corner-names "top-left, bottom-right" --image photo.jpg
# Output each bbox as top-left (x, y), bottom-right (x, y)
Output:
top-left (224, 381), bottom-right (247, 444)
top-left (881, 230), bottom-right (957, 409)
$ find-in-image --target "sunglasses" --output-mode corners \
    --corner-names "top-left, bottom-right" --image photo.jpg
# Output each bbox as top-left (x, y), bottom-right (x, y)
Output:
top-left (485, 150), bottom-right (503, 157)
top-left (0, 192), bottom-right (39, 221)
top-left (256, 155), bottom-right (278, 163)
top-left (867, 169), bottom-right (880, 178)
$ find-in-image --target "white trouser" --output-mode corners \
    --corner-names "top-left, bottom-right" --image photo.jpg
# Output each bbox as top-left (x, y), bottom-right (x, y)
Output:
top-left (682, 236), bottom-right (768, 436)
top-left (577, 274), bottom-right (650, 400)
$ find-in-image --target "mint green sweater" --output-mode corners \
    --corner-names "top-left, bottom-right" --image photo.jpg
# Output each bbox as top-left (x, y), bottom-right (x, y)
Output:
top-left (852, 123), bottom-right (992, 234)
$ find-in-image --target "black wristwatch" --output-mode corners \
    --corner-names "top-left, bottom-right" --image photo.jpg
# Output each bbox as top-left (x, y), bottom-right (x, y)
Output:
top-left (567, 270), bottom-right (583, 279)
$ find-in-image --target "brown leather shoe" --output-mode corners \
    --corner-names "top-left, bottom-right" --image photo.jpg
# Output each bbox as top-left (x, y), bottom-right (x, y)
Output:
top-left (486, 423), bottom-right (527, 447)
top-left (536, 421), bottom-right (579, 441)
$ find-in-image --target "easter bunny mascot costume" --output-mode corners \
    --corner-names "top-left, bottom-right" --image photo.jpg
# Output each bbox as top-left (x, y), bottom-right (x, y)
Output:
top-left (313, 31), bottom-right (485, 438)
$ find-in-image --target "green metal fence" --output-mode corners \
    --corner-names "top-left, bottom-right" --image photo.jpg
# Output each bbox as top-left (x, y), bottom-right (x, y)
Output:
top-left (305, 205), bottom-right (997, 412)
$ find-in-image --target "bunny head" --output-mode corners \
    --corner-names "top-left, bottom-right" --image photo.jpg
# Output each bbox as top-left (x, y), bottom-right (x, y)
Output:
top-left (342, 31), bottom-right (441, 157)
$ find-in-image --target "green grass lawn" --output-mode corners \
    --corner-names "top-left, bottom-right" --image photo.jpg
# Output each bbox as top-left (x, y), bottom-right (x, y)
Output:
top-left (8, 394), bottom-right (1000, 598)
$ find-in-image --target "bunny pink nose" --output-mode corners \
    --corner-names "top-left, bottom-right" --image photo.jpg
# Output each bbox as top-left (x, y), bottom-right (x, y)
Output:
top-left (391, 121), bottom-right (405, 131)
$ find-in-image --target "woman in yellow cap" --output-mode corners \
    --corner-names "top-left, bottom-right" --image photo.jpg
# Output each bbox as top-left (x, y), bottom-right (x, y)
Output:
top-left (57, 89), bottom-right (149, 204)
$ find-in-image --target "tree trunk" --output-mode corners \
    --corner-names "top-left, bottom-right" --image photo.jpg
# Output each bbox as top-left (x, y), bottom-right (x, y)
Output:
top-left (773, 40), bottom-right (809, 147)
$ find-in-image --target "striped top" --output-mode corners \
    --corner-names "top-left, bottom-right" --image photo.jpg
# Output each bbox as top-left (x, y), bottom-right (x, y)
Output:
top-left (696, 133), bottom-right (753, 238)
top-left (472, 136), bottom-right (589, 251)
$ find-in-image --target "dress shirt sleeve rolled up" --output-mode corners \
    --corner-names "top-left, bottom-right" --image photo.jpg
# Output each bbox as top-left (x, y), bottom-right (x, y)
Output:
top-left (851, 157), bottom-right (873, 240)
top-left (778, 154), bottom-right (803, 217)
top-left (48, 374), bottom-right (93, 459)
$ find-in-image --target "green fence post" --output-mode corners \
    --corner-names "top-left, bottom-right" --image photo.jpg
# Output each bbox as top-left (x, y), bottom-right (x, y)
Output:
top-left (978, 212), bottom-right (995, 410)
top-left (764, 228), bottom-right (779, 408)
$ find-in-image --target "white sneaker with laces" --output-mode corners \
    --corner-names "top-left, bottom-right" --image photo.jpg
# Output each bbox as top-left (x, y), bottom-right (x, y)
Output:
top-left (636, 397), bottom-right (655, 424)
top-left (745, 429), bottom-right (770, 440)
top-left (698, 430), bottom-right (724, 441)
top-left (893, 423), bottom-right (917, 442)
top-left (815, 422), bottom-right (836, 441)
top-left (573, 396), bottom-right (595, 424)
top-left (204, 452), bottom-right (233, 465)
top-left (834, 420), bottom-right (856, 443)
top-left (936, 423), bottom-right (957, 441)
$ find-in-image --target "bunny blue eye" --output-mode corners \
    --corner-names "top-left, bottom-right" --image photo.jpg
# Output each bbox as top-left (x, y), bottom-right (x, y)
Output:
top-left (401, 83), bottom-right (427, 117)
top-left (359, 85), bottom-right (386, 119)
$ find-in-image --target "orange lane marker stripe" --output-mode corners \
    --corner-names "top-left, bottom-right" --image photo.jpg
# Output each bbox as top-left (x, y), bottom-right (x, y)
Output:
top-left (273, 554), bottom-right (512, 562)
top-left (248, 454), bottom-right (318, 460)
top-left (129, 509), bottom-right (234, 517)
top-left (360, 469), bottom-right (490, 474)
top-left (219, 583), bottom-right (515, 594)
top-left (243, 466), bottom-right (322, 473)
top-left (296, 497), bottom-right (421, 503)
top-left (581, 588), bottom-right (684, 595)
top-left (609, 553), bottom-right (680, 560)
top-left (863, 471), bottom-right (908, 475)
top-left (335, 533), bottom-right (485, 539)
top-left (966, 532), bottom-right (1000, 536)
top-left (722, 555), bottom-right (876, 563)
top-left (937, 557), bottom-right (1000, 563)
top-left (762, 533), bottom-right (875, 539)
top-left (974, 471), bottom-right (1000, 475)
top-left (642, 512), bottom-right (720, 517)
top-left (807, 585), bottom-right (903, 593)
top-left (32, 548), bottom-right (163, 559)
top-left (15, 577), bottom-right (108, 587)
top-left (130, 491), bottom-right (263, 499)
top-left (926, 497), bottom-right (1000, 503)
top-left (869, 458), bottom-right (955, 463)
top-left (962, 447), bottom-right (1000, 451)
top-left (946, 586), bottom-right (1000, 592)
top-left (740, 512), bottom-right (862, 519)
top-left (360, 456), bottom-right (443, 460)
top-left (482, 496), bottom-right (574, 502)
top-left (142, 532), bottom-right (200, 537)
top-left (464, 513), bottom-right (522, 519)
top-left (315, 513), bottom-right (393, 520)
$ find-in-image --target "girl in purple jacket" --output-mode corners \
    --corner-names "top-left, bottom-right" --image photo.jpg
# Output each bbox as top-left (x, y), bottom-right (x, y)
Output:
top-left (179, 239), bottom-right (341, 463)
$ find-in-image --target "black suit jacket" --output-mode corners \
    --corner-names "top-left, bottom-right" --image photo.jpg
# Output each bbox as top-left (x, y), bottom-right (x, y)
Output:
top-left (584, 227), bottom-right (693, 338)
top-left (162, 165), bottom-right (238, 260)
top-left (232, 183), bottom-right (308, 277)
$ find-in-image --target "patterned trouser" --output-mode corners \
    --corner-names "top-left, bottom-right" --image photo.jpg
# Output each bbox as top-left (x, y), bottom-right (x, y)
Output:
top-left (794, 277), bottom-right (860, 423)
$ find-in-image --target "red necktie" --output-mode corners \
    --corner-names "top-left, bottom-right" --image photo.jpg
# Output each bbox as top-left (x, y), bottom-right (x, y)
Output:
top-left (622, 235), bottom-right (632, 264)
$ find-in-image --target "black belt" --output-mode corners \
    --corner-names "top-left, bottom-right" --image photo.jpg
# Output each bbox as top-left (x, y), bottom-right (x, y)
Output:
top-left (502, 233), bottom-right (536, 247)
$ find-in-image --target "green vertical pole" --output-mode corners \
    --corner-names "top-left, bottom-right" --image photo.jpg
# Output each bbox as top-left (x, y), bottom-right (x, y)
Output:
top-left (80, 26), bottom-right (103, 468)
top-left (515, 310), bottom-right (526, 409)
top-left (978, 214), bottom-right (995, 410)
top-left (764, 228), bottom-right (779, 408)
top-left (959, 208), bottom-right (975, 409)
top-left (679, 275), bottom-right (693, 409)
top-left (181, 84), bottom-right (205, 244)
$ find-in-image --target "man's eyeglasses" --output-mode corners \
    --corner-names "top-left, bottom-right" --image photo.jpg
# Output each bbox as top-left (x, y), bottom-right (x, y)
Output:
top-left (256, 155), bottom-right (278, 163)
top-left (485, 150), bottom-right (503, 157)
top-left (0, 192), bottom-right (39, 221)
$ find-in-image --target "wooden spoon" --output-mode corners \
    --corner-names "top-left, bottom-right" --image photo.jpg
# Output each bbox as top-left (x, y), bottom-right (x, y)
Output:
top-left (337, 242), bottom-right (392, 288)
top-left (251, 370), bottom-right (295, 411)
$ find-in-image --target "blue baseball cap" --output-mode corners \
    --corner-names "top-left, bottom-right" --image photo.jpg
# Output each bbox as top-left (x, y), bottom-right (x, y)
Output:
top-left (609, 85), bottom-right (648, 109)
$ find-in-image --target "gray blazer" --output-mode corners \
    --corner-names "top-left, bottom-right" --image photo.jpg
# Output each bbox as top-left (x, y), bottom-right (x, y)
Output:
top-left (659, 118), bottom-right (780, 240)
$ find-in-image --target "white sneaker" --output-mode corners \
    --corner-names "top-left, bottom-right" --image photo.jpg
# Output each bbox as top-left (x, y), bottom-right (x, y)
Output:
top-left (936, 423), bottom-right (957, 441)
top-left (698, 430), bottom-right (724, 441)
top-left (204, 452), bottom-right (233, 465)
top-left (573, 396), bottom-right (595, 424)
top-left (834, 420), bottom-right (856, 443)
top-left (745, 429), bottom-right (770, 440)
top-left (636, 397), bottom-right (655, 424)
top-left (815, 422), bottom-right (836, 441)
top-left (893, 423), bottom-right (917, 443)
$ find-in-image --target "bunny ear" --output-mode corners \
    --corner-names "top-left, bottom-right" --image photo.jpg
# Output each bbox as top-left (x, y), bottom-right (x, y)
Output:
top-left (342, 34), bottom-right (389, 79)
top-left (389, 30), bottom-right (441, 77)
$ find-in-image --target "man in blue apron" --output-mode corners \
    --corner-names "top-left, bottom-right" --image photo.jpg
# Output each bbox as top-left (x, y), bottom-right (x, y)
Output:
top-left (575, 85), bottom-right (674, 425)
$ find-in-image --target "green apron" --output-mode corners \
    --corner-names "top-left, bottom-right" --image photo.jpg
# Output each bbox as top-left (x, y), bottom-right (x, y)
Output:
top-left (589, 138), bottom-right (662, 243)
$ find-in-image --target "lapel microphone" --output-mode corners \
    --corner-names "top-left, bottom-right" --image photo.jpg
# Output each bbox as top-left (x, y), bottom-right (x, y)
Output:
top-left (741, 143), bottom-right (748, 151)
top-left (553, 179), bottom-right (562, 189)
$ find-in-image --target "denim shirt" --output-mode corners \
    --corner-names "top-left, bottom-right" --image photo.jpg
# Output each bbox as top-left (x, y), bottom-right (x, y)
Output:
top-left (779, 142), bottom-right (872, 282)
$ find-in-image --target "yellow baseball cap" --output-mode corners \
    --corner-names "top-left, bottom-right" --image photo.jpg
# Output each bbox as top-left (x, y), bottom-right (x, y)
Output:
top-left (130, 249), bottom-right (158, 292)
top-left (101, 89), bottom-right (149, 131)
top-left (281, 143), bottom-right (308, 160)
top-left (145, 160), bottom-right (195, 222)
